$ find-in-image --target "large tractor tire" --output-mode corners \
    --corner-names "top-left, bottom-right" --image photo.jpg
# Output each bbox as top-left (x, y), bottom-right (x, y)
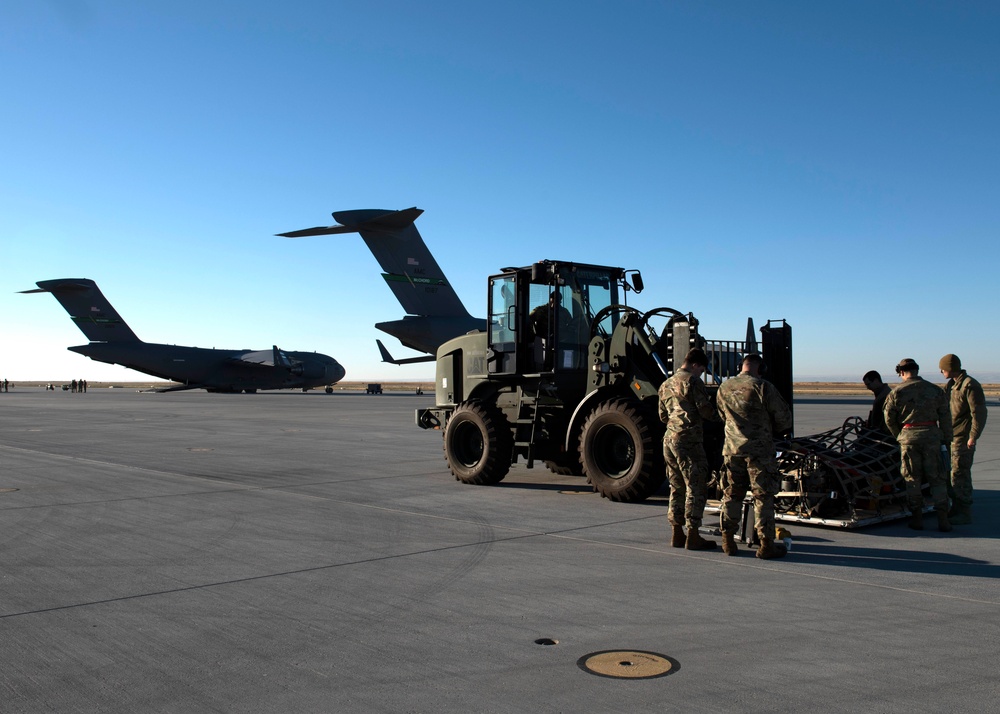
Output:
top-left (579, 399), bottom-right (665, 502)
top-left (443, 401), bottom-right (513, 485)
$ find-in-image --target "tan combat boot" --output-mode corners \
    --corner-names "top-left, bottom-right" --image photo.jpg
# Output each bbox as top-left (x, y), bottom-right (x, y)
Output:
top-left (721, 532), bottom-right (738, 556)
top-left (950, 506), bottom-right (973, 525)
top-left (755, 537), bottom-right (787, 560)
top-left (671, 524), bottom-right (686, 548)
top-left (685, 528), bottom-right (717, 551)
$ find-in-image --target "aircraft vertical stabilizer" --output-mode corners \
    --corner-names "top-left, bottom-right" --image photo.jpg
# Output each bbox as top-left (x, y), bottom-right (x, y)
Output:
top-left (22, 279), bottom-right (140, 342)
top-left (279, 207), bottom-right (485, 357)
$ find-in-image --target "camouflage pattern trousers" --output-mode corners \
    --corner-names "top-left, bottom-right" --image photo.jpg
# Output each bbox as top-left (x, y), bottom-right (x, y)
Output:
top-left (719, 453), bottom-right (779, 539)
top-left (664, 438), bottom-right (710, 529)
top-left (900, 441), bottom-right (948, 512)
top-left (949, 439), bottom-right (976, 508)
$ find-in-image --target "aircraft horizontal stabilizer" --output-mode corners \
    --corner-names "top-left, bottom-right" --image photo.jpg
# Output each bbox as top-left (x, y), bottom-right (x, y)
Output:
top-left (377, 339), bottom-right (435, 365)
top-left (277, 207), bottom-right (423, 238)
top-left (19, 280), bottom-right (93, 295)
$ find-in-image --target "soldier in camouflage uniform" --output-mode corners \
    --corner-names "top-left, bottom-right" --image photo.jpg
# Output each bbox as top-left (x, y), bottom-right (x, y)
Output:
top-left (862, 370), bottom-right (892, 435)
top-left (658, 348), bottom-right (719, 551)
top-left (939, 354), bottom-right (988, 525)
top-left (883, 358), bottom-right (953, 532)
top-left (716, 354), bottom-right (793, 559)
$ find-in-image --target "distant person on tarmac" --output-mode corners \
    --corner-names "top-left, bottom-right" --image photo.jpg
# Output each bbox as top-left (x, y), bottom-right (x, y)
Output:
top-left (862, 370), bottom-right (892, 434)
top-left (716, 354), bottom-right (793, 559)
top-left (939, 354), bottom-right (987, 526)
top-left (883, 358), bottom-right (952, 532)
top-left (658, 347), bottom-right (719, 551)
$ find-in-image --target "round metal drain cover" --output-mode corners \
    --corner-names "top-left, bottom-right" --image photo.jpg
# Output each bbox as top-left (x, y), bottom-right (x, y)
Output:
top-left (578, 650), bottom-right (678, 679)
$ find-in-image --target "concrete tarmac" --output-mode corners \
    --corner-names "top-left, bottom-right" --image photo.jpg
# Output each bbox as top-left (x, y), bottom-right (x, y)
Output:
top-left (1, 388), bottom-right (997, 712)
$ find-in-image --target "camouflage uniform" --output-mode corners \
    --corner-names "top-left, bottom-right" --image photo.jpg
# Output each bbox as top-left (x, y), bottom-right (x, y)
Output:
top-left (867, 383), bottom-right (892, 435)
top-left (716, 373), bottom-right (793, 540)
top-left (883, 378), bottom-right (952, 514)
top-left (658, 367), bottom-right (718, 529)
top-left (944, 370), bottom-right (987, 509)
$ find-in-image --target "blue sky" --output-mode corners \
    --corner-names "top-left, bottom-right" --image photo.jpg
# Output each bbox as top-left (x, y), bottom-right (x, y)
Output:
top-left (3, 1), bottom-right (998, 383)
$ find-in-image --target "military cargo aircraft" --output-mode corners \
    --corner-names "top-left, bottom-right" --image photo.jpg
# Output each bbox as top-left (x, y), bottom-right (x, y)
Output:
top-left (279, 207), bottom-right (484, 364)
top-left (23, 278), bottom-right (346, 393)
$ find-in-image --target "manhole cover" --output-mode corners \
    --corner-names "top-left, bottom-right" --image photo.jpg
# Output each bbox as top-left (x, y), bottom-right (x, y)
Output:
top-left (577, 650), bottom-right (678, 679)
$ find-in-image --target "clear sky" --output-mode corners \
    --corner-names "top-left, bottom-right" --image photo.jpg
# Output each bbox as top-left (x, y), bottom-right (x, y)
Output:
top-left (3, 1), bottom-right (998, 384)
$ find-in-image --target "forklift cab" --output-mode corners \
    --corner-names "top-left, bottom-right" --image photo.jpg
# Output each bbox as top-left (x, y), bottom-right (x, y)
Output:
top-left (487, 261), bottom-right (635, 376)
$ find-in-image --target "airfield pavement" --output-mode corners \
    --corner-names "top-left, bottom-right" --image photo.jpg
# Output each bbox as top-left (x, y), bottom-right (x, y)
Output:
top-left (0, 387), bottom-right (998, 713)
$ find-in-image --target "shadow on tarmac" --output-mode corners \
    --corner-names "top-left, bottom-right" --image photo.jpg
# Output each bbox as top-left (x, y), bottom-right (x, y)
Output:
top-left (788, 542), bottom-right (995, 577)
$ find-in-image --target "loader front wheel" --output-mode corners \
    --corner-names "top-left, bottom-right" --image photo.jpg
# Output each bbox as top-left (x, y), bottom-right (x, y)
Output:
top-left (579, 399), bottom-right (665, 502)
top-left (444, 401), bottom-right (512, 485)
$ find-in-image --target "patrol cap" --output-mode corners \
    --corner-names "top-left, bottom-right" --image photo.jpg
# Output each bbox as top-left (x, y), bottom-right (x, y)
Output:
top-left (895, 358), bottom-right (919, 374)
top-left (939, 354), bottom-right (961, 372)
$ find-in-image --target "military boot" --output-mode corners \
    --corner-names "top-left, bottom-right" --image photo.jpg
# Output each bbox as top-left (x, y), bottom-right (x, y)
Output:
top-left (756, 537), bottom-right (787, 560)
top-left (908, 511), bottom-right (924, 530)
top-left (937, 510), bottom-right (953, 533)
top-left (721, 532), bottom-right (738, 556)
top-left (686, 528), bottom-right (717, 551)
top-left (671, 524), bottom-right (686, 548)
top-left (949, 506), bottom-right (973, 525)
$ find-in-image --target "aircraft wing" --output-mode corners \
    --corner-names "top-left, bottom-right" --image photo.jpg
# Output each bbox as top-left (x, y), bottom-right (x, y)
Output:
top-left (377, 339), bottom-right (435, 365)
top-left (230, 346), bottom-right (297, 368)
top-left (143, 383), bottom-right (207, 393)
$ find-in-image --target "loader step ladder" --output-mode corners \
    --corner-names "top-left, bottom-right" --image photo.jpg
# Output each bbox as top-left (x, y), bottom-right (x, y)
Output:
top-left (513, 391), bottom-right (541, 468)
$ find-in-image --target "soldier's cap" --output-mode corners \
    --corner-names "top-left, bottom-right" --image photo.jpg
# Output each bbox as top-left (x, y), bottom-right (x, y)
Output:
top-left (895, 358), bottom-right (919, 374)
top-left (939, 353), bottom-right (961, 372)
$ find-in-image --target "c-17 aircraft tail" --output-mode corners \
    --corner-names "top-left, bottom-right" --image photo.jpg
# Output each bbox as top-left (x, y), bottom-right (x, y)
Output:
top-left (279, 208), bottom-right (485, 363)
top-left (22, 278), bottom-right (140, 343)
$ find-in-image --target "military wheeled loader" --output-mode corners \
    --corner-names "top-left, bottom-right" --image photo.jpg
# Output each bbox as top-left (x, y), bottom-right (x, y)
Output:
top-left (415, 259), bottom-right (793, 503)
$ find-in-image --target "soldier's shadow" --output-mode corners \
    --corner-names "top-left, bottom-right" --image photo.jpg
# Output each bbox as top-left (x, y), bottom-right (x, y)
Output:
top-left (731, 493), bottom-right (1000, 578)
top-left (787, 540), bottom-right (996, 578)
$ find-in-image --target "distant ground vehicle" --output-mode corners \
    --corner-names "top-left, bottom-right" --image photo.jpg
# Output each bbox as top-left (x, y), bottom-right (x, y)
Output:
top-left (416, 260), bottom-right (792, 503)
top-left (366, 383), bottom-right (384, 395)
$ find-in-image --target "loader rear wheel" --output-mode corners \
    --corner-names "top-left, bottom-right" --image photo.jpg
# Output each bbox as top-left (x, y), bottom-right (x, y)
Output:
top-left (444, 401), bottom-right (512, 485)
top-left (579, 399), bottom-right (665, 502)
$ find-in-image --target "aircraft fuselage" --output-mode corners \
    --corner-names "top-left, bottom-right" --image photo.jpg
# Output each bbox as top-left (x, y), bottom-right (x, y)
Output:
top-left (70, 342), bottom-right (345, 392)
